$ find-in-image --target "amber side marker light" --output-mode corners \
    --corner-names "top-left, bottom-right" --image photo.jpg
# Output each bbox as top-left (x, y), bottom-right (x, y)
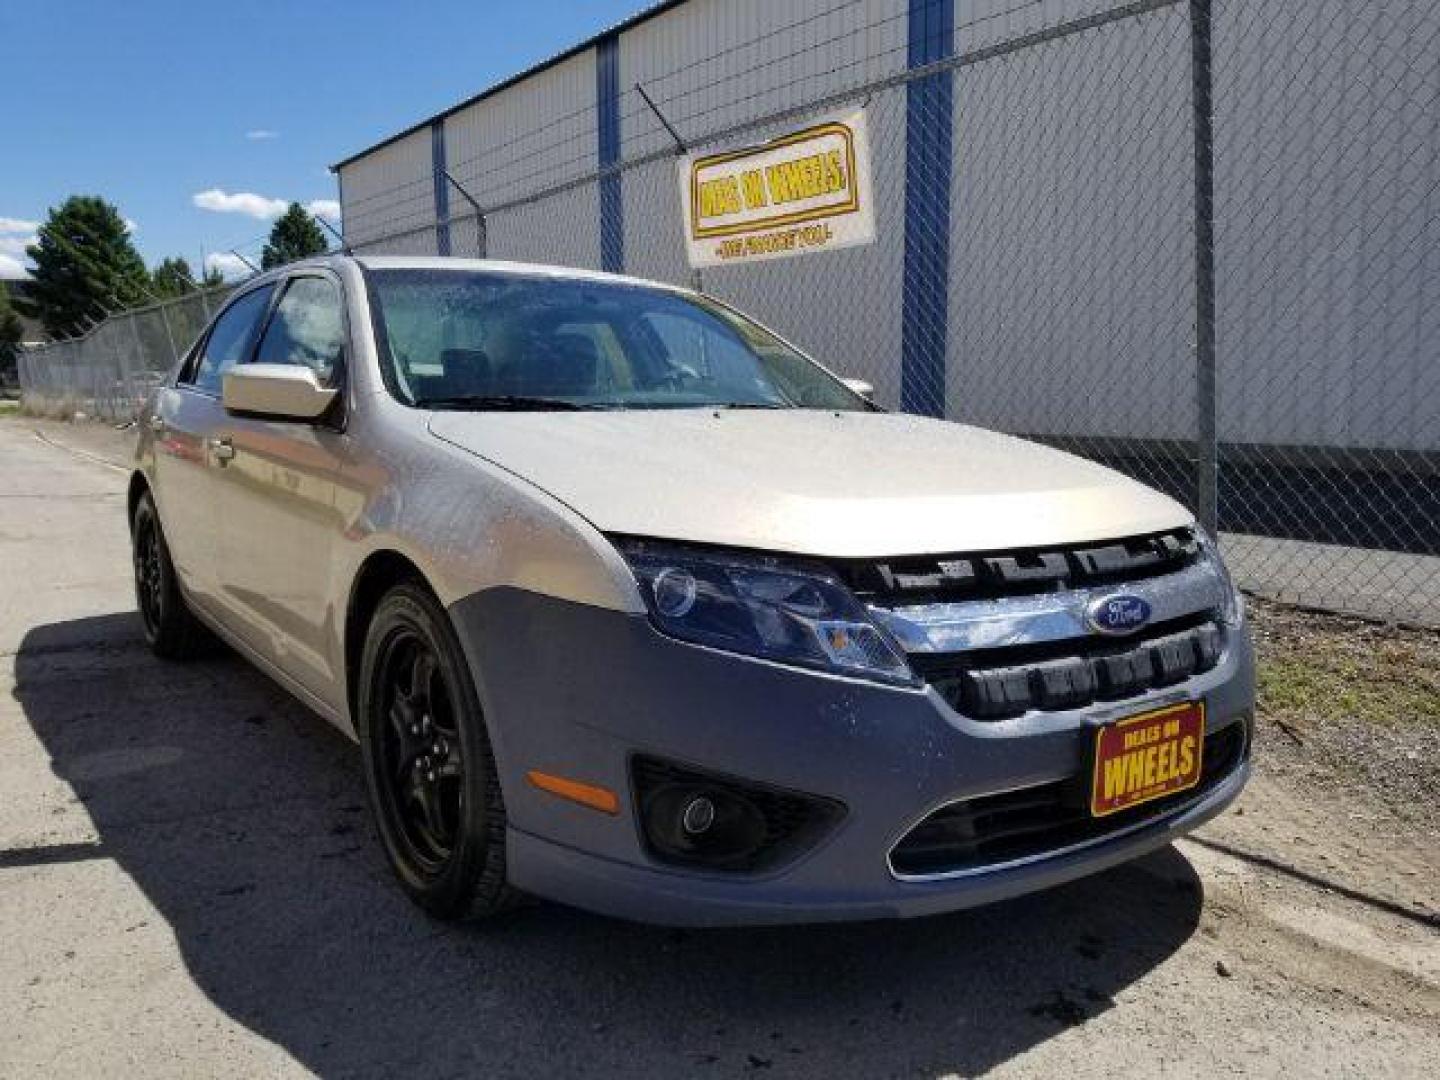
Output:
top-left (526, 770), bottom-right (620, 815)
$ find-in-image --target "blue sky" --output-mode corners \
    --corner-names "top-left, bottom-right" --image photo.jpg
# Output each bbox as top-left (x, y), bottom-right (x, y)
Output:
top-left (0, 0), bottom-right (647, 281)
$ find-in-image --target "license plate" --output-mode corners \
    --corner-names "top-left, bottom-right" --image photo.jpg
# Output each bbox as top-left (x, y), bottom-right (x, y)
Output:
top-left (1090, 701), bottom-right (1205, 817)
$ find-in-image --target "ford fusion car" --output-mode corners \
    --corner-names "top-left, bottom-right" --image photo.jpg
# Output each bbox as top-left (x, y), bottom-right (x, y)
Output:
top-left (129, 255), bottom-right (1253, 925)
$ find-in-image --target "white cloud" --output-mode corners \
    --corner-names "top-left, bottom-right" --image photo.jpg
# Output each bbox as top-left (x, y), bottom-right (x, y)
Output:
top-left (304, 199), bottom-right (341, 222)
top-left (204, 252), bottom-right (255, 280)
top-left (124, 217), bottom-right (138, 234)
top-left (0, 234), bottom-right (36, 257)
top-left (193, 188), bottom-right (289, 219)
top-left (245, 129), bottom-right (280, 140)
top-left (0, 216), bottom-right (38, 235)
top-left (0, 253), bottom-right (30, 279)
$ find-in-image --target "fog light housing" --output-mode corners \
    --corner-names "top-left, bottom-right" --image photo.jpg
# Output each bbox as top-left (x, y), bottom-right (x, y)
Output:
top-left (632, 756), bottom-right (845, 873)
top-left (643, 784), bottom-right (767, 867)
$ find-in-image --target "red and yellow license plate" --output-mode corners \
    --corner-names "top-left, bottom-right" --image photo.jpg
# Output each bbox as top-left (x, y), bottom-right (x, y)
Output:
top-left (1090, 701), bottom-right (1205, 817)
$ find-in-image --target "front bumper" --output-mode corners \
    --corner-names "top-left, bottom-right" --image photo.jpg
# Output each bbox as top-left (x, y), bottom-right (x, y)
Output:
top-left (451, 587), bottom-right (1255, 927)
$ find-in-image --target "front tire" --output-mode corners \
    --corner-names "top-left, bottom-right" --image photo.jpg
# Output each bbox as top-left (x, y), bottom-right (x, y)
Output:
top-left (357, 581), bottom-right (516, 920)
top-left (131, 490), bottom-right (207, 660)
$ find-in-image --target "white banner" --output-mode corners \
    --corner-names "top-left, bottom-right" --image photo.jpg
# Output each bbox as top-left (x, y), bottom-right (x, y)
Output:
top-left (678, 108), bottom-right (876, 269)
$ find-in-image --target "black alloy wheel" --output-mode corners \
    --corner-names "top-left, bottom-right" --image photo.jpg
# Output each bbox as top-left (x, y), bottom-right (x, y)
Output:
top-left (130, 490), bottom-right (206, 659)
top-left (374, 629), bottom-right (464, 870)
top-left (134, 508), bottom-right (164, 636)
top-left (358, 581), bottom-right (516, 919)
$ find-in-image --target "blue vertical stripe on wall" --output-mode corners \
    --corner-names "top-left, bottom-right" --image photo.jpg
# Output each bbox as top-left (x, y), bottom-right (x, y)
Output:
top-left (596, 33), bottom-right (624, 273)
top-left (431, 121), bottom-right (451, 256)
top-left (901, 0), bottom-right (955, 416)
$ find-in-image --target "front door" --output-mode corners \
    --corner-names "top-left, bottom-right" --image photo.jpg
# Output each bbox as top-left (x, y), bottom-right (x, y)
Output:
top-left (212, 272), bottom-right (351, 710)
top-left (150, 283), bottom-right (277, 618)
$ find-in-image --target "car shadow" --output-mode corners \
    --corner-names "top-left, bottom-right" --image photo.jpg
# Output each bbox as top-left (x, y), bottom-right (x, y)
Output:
top-left (12, 613), bottom-right (1205, 1078)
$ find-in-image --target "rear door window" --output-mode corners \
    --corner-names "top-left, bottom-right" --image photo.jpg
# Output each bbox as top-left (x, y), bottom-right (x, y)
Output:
top-left (189, 285), bottom-right (275, 394)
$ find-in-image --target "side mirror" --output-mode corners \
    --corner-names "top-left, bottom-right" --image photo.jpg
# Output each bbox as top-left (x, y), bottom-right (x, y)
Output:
top-left (223, 363), bottom-right (338, 421)
top-left (841, 377), bottom-right (875, 399)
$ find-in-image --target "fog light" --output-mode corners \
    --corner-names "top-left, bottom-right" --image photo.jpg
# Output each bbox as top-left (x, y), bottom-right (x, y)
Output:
top-left (642, 784), bottom-right (767, 868)
top-left (681, 795), bottom-right (716, 835)
top-left (652, 567), bottom-right (698, 617)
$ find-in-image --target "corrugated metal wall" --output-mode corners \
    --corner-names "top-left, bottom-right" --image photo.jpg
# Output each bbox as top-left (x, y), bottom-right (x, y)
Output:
top-left (445, 50), bottom-right (602, 269)
top-left (947, 3), bottom-right (1194, 441)
top-left (340, 128), bottom-right (436, 252)
top-left (1213, 0), bottom-right (1440, 452)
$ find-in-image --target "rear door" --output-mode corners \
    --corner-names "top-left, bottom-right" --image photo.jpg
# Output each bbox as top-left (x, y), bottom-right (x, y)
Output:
top-left (150, 283), bottom-right (276, 617)
top-left (212, 272), bottom-right (352, 707)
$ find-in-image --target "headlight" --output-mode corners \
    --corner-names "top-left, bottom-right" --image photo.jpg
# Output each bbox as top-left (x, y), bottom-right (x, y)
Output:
top-left (1195, 530), bottom-right (1244, 627)
top-left (615, 540), bottom-right (916, 685)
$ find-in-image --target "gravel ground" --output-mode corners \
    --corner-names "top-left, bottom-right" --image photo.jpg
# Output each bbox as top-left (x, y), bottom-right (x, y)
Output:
top-left (2, 417), bottom-right (1436, 1079)
top-left (1250, 599), bottom-right (1440, 833)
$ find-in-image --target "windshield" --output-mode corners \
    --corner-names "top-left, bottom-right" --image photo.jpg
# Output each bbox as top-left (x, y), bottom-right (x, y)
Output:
top-left (365, 267), bottom-right (871, 412)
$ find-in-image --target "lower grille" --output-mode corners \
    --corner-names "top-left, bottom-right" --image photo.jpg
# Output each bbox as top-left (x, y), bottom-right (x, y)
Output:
top-left (889, 719), bottom-right (1247, 878)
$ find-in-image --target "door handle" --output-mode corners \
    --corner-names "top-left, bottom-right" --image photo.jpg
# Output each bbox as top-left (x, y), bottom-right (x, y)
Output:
top-left (209, 436), bottom-right (236, 462)
top-left (149, 416), bottom-right (165, 433)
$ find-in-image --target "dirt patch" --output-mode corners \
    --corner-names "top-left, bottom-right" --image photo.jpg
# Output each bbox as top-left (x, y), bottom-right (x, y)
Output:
top-left (1250, 598), bottom-right (1440, 832)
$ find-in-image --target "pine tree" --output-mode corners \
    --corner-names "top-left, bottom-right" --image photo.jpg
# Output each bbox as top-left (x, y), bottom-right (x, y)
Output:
top-left (15, 196), bottom-right (151, 338)
top-left (0, 283), bottom-right (22, 383)
top-left (261, 204), bottom-right (328, 270)
top-left (152, 256), bottom-right (197, 299)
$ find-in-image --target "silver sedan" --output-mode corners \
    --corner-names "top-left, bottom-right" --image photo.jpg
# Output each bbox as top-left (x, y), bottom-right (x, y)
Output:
top-left (129, 256), bottom-right (1253, 925)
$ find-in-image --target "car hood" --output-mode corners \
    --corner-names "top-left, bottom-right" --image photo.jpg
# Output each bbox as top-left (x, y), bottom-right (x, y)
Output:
top-left (428, 409), bottom-right (1191, 558)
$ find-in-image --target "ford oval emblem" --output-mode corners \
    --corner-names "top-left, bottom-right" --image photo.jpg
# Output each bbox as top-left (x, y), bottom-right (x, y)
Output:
top-left (1086, 593), bottom-right (1152, 636)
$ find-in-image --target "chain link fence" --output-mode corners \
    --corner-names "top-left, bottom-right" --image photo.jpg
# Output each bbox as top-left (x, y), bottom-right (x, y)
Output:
top-left (18, 286), bottom-right (231, 422)
top-left (19, 0), bottom-right (1438, 626)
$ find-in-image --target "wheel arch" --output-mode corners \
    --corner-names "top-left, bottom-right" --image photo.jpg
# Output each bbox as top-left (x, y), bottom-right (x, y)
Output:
top-left (344, 549), bottom-right (439, 725)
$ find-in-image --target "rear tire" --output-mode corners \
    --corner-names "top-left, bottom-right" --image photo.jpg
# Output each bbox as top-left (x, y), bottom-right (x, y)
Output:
top-left (131, 490), bottom-right (208, 660)
top-left (357, 580), bottom-right (517, 920)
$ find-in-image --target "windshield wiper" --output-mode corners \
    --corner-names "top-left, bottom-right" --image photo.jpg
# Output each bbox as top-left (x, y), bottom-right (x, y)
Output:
top-left (709, 401), bottom-right (790, 410)
top-left (415, 394), bottom-right (593, 412)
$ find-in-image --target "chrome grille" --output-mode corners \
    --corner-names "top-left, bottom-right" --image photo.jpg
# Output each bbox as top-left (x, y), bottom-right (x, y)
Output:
top-left (848, 528), bottom-right (1228, 719)
top-left (911, 615), bottom-right (1223, 719)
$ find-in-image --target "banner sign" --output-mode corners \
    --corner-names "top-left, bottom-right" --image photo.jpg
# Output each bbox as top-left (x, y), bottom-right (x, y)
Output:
top-left (679, 109), bottom-right (876, 269)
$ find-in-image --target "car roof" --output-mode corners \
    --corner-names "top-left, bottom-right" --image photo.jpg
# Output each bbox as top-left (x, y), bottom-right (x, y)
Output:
top-left (347, 255), bottom-right (688, 295)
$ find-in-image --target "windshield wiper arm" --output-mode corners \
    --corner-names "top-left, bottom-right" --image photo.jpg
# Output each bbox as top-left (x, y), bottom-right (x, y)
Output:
top-left (415, 394), bottom-right (592, 412)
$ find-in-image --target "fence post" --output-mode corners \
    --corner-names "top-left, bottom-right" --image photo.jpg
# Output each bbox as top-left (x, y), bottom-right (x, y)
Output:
top-left (431, 121), bottom-right (452, 256)
top-left (1190, 0), bottom-right (1218, 535)
top-left (156, 303), bottom-right (180, 368)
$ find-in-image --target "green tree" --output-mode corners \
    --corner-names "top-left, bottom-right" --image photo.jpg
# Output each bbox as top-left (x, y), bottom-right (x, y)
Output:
top-left (151, 256), bottom-right (197, 299)
top-left (261, 203), bottom-right (328, 270)
top-left (15, 196), bottom-right (150, 338)
top-left (0, 283), bottom-right (22, 384)
top-left (200, 264), bottom-right (225, 289)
